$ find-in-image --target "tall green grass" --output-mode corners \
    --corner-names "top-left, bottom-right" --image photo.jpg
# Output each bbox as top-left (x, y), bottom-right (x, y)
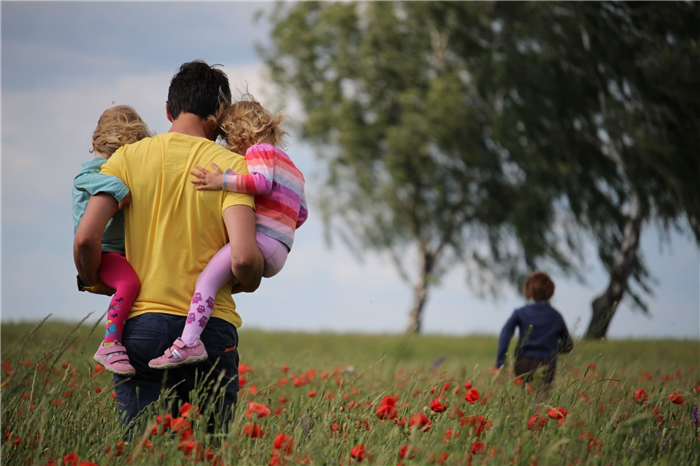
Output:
top-left (2, 320), bottom-right (699, 465)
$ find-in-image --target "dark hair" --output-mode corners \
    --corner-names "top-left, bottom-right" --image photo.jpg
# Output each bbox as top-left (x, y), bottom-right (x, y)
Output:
top-left (167, 60), bottom-right (232, 120)
top-left (522, 271), bottom-right (555, 302)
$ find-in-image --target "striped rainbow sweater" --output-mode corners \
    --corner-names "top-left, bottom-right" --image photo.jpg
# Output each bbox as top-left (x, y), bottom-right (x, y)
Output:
top-left (222, 143), bottom-right (308, 250)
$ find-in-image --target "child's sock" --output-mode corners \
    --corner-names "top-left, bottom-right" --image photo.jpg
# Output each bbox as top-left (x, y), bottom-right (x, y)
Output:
top-left (181, 244), bottom-right (235, 346)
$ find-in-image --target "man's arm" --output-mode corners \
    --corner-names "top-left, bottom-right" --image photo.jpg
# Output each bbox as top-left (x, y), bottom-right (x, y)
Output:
top-left (223, 205), bottom-right (264, 292)
top-left (74, 193), bottom-right (118, 287)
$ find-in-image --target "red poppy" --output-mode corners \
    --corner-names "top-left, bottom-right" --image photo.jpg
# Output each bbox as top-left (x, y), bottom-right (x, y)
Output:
top-left (242, 423), bottom-right (264, 438)
top-left (408, 413), bottom-right (432, 432)
top-left (527, 415), bottom-right (548, 431)
top-left (245, 401), bottom-right (271, 419)
top-left (376, 395), bottom-right (398, 420)
top-left (308, 390), bottom-right (317, 397)
top-left (548, 407), bottom-right (568, 420)
top-left (470, 441), bottom-right (486, 455)
top-left (239, 363), bottom-right (252, 374)
top-left (179, 438), bottom-right (196, 455)
top-left (350, 444), bottom-right (367, 462)
top-left (634, 389), bottom-right (648, 404)
top-left (668, 391), bottom-right (684, 405)
top-left (461, 414), bottom-right (492, 437)
top-left (63, 453), bottom-right (79, 466)
top-left (464, 381), bottom-right (472, 390)
top-left (398, 445), bottom-right (417, 459)
top-left (465, 389), bottom-right (480, 404)
top-left (282, 365), bottom-right (289, 372)
top-left (180, 402), bottom-right (196, 419)
top-left (273, 433), bottom-right (294, 455)
top-left (430, 397), bottom-right (448, 413)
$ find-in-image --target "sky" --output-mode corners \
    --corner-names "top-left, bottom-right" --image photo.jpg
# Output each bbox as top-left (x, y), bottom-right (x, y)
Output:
top-left (1, 1), bottom-right (699, 340)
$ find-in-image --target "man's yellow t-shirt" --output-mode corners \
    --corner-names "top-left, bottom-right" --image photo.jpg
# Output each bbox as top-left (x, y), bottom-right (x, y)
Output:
top-left (101, 132), bottom-right (254, 328)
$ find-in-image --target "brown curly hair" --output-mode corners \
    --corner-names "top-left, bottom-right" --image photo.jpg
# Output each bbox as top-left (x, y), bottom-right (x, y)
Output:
top-left (522, 271), bottom-right (555, 302)
top-left (90, 105), bottom-right (151, 157)
top-left (218, 94), bottom-right (288, 155)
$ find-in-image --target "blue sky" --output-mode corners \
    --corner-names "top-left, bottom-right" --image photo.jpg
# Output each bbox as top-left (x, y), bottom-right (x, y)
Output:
top-left (2, 2), bottom-right (699, 340)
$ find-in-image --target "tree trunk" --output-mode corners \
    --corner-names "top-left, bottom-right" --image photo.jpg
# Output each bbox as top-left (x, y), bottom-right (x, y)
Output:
top-left (405, 250), bottom-right (433, 334)
top-left (585, 195), bottom-right (643, 339)
top-left (405, 273), bottom-right (430, 334)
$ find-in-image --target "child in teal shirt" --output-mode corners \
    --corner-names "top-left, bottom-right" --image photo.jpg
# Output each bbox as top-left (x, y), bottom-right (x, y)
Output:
top-left (72, 105), bottom-right (151, 376)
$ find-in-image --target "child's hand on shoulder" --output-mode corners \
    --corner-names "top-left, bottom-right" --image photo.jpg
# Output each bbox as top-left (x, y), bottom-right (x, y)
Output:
top-left (191, 163), bottom-right (224, 191)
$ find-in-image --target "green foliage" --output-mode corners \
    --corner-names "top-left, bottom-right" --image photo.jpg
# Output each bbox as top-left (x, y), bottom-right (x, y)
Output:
top-left (2, 321), bottom-right (699, 465)
top-left (261, 1), bottom-right (700, 322)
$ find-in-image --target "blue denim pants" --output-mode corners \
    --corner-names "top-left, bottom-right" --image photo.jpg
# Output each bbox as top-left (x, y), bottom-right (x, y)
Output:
top-left (113, 313), bottom-right (239, 429)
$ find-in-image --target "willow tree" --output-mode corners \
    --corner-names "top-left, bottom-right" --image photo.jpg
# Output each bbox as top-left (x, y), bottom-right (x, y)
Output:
top-left (261, 1), bottom-right (700, 335)
top-left (261, 1), bottom-right (580, 333)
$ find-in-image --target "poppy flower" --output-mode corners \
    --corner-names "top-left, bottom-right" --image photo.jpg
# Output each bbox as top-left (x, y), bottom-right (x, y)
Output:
top-left (461, 414), bottom-right (492, 437)
top-left (178, 438), bottom-right (196, 455)
top-left (464, 381), bottom-right (472, 390)
top-left (63, 453), bottom-right (79, 466)
top-left (430, 397), bottom-right (448, 413)
top-left (465, 389), bottom-right (480, 404)
top-left (634, 389), bottom-right (648, 404)
top-left (527, 415), bottom-right (548, 431)
top-left (245, 402), bottom-right (271, 419)
top-left (470, 441), bottom-right (486, 455)
top-left (350, 444), bottom-right (366, 462)
top-left (242, 423), bottom-right (264, 438)
top-left (308, 390), bottom-right (317, 397)
top-left (376, 395), bottom-right (398, 420)
top-left (398, 445), bottom-right (417, 459)
top-left (408, 413), bottom-right (432, 432)
top-left (548, 407), bottom-right (568, 420)
top-left (273, 433), bottom-right (294, 455)
top-left (668, 391), bottom-right (684, 405)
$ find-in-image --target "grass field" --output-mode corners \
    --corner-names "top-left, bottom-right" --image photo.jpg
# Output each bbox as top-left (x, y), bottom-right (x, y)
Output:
top-left (1, 319), bottom-right (699, 466)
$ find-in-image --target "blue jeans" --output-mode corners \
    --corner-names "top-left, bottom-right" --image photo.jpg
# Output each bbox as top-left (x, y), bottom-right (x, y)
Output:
top-left (113, 313), bottom-right (239, 430)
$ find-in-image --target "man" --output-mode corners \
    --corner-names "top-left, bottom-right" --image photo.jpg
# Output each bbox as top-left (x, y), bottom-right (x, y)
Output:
top-left (74, 60), bottom-right (264, 428)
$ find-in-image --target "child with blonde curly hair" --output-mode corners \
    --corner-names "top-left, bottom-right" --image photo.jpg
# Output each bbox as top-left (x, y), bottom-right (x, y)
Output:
top-left (73, 105), bottom-right (151, 376)
top-left (149, 96), bottom-right (308, 369)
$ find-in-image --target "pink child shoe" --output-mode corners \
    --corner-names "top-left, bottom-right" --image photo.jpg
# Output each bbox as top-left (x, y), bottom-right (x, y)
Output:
top-left (148, 338), bottom-right (208, 369)
top-left (94, 342), bottom-right (135, 377)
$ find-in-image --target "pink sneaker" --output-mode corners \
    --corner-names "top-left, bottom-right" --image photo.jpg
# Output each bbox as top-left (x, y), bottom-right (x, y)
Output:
top-left (94, 341), bottom-right (135, 377)
top-left (148, 338), bottom-right (208, 369)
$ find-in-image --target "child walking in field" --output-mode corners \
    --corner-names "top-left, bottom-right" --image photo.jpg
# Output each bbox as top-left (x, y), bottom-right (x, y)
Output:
top-left (495, 271), bottom-right (573, 386)
top-left (73, 105), bottom-right (151, 377)
top-left (148, 96), bottom-right (308, 369)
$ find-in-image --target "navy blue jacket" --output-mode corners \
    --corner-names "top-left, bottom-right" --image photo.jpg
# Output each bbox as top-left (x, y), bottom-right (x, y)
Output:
top-left (496, 302), bottom-right (573, 368)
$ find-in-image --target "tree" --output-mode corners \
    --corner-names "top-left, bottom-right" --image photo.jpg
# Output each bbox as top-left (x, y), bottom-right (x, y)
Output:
top-left (261, 1), bottom-right (700, 335)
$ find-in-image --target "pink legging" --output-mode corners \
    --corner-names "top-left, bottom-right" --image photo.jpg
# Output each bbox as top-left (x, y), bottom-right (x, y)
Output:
top-left (98, 252), bottom-right (140, 344)
top-left (180, 234), bottom-right (287, 345)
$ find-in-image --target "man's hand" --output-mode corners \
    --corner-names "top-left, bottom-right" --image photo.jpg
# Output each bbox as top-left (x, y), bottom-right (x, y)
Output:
top-left (117, 192), bottom-right (132, 210)
top-left (190, 163), bottom-right (224, 190)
